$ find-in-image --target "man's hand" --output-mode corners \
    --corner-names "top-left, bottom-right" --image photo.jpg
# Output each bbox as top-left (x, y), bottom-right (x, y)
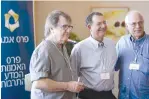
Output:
top-left (66, 81), bottom-right (85, 93)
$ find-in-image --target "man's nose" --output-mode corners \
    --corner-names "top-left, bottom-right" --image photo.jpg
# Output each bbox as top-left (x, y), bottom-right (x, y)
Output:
top-left (101, 23), bottom-right (106, 28)
top-left (66, 28), bottom-right (72, 33)
top-left (136, 23), bottom-right (141, 28)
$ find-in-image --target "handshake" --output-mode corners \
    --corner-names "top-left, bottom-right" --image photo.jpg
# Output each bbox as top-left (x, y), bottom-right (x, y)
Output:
top-left (66, 80), bottom-right (85, 93)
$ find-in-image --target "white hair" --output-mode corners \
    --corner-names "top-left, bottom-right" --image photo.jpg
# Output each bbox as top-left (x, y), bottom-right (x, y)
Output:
top-left (125, 10), bottom-right (144, 24)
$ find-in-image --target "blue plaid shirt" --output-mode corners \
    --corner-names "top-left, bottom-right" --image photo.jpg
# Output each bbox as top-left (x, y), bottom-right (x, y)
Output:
top-left (115, 33), bottom-right (149, 99)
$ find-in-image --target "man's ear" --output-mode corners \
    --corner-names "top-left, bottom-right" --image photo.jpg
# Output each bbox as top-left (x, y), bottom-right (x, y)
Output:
top-left (87, 24), bottom-right (91, 30)
top-left (49, 27), bottom-right (54, 33)
top-left (124, 22), bottom-right (128, 28)
top-left (125, 24), bottom-right (128, 29)
top-left (125, 24), bottom-right (129, 34)
top-left (50, 27), bottom-right (53, 30)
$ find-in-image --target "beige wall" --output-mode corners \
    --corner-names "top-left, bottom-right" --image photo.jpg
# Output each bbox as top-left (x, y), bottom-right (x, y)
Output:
top-left (34, 2), bottom-right (149, 97)
top-left (34, 1), bottom-right (149, 45)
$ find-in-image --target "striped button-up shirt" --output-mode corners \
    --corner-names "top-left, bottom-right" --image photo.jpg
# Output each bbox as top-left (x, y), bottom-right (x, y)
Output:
top-left (70, 36), bottom-right (117, 92)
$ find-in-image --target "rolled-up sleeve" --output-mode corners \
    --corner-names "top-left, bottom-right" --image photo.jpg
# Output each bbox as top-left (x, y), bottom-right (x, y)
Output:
top-left (70, 45), bottom-right (81, 80)
top-left (29, 49), bottom-right (51, 82)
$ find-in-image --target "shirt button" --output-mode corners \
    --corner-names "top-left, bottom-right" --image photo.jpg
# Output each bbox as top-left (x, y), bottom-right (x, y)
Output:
top-left (128, 78), bottom-right (129, 80)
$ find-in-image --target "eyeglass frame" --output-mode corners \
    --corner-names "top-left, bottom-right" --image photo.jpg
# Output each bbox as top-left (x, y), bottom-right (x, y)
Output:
top-left (127, 21), bottom-right (144, 27)
top-left (58, 24), bottom-right (73, 31)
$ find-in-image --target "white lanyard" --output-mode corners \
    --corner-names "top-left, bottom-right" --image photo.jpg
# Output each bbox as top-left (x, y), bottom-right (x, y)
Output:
top-left (132, 36), bottom-right (146, 63)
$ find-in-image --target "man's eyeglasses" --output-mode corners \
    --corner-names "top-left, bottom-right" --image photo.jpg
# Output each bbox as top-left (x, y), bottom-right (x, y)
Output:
top-left (59, 24), bottom-right (73, 30)
top-left (128, 21), bottom-right (144, 27)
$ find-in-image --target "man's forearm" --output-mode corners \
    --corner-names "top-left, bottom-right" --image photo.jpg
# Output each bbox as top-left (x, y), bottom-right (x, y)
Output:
top-left (32, 78), bottom-right (68, 92)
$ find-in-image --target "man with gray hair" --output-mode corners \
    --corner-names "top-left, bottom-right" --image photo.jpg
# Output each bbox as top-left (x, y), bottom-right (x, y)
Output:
top-left (115, 10), bottom-right (149, 99)
top-left (70, 12), bottom-right (117, 99)
top-left (29, 10), bottom-right (84, 99)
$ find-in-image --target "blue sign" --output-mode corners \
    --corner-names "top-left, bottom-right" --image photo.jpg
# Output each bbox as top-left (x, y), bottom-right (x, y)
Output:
top-left (1, 1), bottom-right (34, 99)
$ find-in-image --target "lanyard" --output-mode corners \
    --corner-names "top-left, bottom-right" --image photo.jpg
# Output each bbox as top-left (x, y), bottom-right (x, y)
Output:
top-left (132, 36), bottom-right (146, 63)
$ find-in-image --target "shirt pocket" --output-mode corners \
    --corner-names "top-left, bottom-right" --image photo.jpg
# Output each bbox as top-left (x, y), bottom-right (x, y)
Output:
top-left (81, 57), bottom-right (101, 69)
top-left (139, 54), bottom-right (149, 75)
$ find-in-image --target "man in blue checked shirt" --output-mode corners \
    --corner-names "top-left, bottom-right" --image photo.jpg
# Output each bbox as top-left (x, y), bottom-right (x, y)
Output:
top-left (115, 10), bottom-right (149, 99)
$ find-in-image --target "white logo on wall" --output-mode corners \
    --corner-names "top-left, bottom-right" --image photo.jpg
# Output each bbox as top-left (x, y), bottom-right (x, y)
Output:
top-left (5, 9), bottom-right (19, 32)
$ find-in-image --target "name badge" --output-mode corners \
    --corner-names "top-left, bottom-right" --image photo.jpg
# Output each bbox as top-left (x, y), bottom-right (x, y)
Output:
top-left (100, 73), bottom-right (110, 79)
top-left (129, 63), bottom-right (140, 70)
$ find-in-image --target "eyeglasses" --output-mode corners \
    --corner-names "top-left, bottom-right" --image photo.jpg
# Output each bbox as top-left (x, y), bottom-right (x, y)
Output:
top-left (128, 21), bottom-right (144, 27)
top-left (59, 24), bottom-right (73, 30)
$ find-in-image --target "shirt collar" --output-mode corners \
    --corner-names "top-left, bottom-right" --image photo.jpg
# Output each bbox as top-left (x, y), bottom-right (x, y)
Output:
top-left (89, 36), bottom-right (107, 49)
top-left (129, 33), bottom-right (146, 43)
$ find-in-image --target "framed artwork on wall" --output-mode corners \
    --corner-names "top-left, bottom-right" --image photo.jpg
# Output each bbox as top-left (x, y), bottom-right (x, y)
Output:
top-left (92, 7), bottom-right (129, 42)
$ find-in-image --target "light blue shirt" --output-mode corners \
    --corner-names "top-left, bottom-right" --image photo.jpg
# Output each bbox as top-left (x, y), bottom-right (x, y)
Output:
top-left (70, 37), bottom-right (117, 92)
top-left (116, 34), bottom-right (149, 99)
